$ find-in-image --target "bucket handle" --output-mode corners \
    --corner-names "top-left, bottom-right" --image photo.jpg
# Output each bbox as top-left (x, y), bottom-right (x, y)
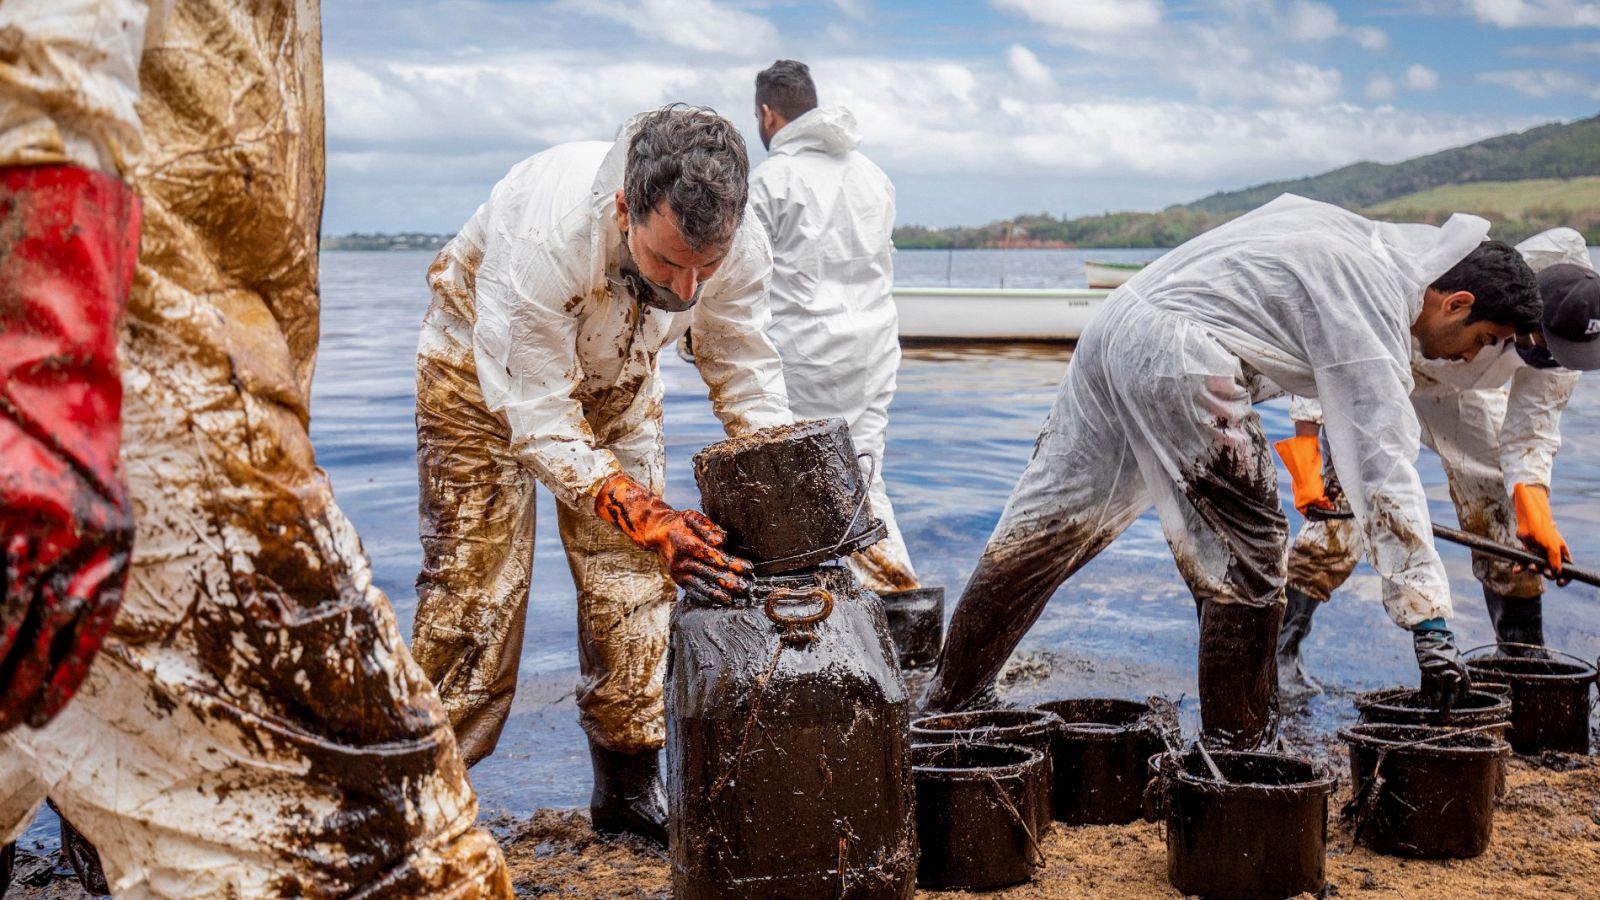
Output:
top-left (764, 587), bottom-right (834, 645)
top-left (1462, 643), bottom-right (1599, 680)
top-left (982, 774), bottom-right (1046, 867)
top-left (822, 451), bottom-right (879, 558)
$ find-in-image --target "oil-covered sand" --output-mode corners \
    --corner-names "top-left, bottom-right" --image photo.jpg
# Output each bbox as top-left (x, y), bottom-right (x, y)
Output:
top-left (487, 752), bottom-right (1598, 898)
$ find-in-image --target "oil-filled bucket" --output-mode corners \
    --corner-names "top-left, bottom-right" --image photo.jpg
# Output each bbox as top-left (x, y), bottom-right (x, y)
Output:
top-left (1464, 644), bottom-right (1597, 755)
top-left (880, 586), bottom-right (943, 670)
top-left (910, 708), bottom-right (1062, 836)
top-left (912, 742), bottom-right (1047, 891)
top-left (1035, 698), bottom-right (1177, 825)
top-left (693, 419), bottom-right (887, 575)
top-left (1354, 686), bottom-right (1511, 734)
top-left (667, 565), bottom-right (916, 898)
top-left (1339, 724), bottom-right (1507, 859)
top-left (1149, 749), bottom-right (1335, 900)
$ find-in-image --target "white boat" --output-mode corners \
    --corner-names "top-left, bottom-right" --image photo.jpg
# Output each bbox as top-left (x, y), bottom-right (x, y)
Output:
top-left (1083, 260), bottom-right (1146, 289)
top-left (892, 286), bottom-right (1112, 343)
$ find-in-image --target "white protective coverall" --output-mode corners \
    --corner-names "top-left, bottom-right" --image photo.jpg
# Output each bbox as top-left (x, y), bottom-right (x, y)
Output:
top-left (749, 106), bottom-right (918, 592)
top-left (0, 1), bottom-right (510, 896)
top-left (412, 132), bottom-right (792, 765)
top-left (1286, 228), bottom-right (1590, 602)
top-left (926, 195), bottom-right (1487, 741)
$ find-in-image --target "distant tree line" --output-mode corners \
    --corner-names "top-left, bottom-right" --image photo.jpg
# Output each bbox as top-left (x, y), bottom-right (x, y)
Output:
top-left (894, 113), bottom-right (1600, 250)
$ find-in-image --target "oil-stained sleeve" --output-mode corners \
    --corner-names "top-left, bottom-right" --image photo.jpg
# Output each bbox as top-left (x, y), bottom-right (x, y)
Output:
top-left (0, 0), bottom-right (171, 173)
top-left (471, 210), bottom-right (621, 508)
top-left (1288, 395), bottom-right (1323, 424)
top-left (689, 218), bottom-right (794, 436)
top-left (1305, 304), bottom-right (1452, 629)
top-left (1499, 364), bottom-right (1579, 491)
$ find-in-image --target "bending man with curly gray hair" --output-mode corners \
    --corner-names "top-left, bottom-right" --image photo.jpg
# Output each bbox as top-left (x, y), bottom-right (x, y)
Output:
top-left (411, 106), bottom-right (792, 845)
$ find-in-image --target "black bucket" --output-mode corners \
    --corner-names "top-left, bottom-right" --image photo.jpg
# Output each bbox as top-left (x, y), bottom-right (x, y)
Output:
top-left (1354, 686), bottom-right (1511, 734)
top-left (1339, 724), bottom-right (1507, 859)
top-left (1465, 644), bottom-right (1597, 755)
top-left (912, 742), bottom-right (1047, 891)
top-left (1035, 698), bottom-right (1177, 825)
top-left (1150, 749), bottom-right (1335, 900)
top-left (910, 708), bottom-right (1062, 836)
top-left (693, 419), bottom-right (887, 575)
top-left (880, 586), bottom-right (943, 670)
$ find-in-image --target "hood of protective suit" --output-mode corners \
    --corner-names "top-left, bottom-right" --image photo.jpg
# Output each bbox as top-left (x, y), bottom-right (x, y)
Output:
top-left (769, 106), bottom-right (861, 158)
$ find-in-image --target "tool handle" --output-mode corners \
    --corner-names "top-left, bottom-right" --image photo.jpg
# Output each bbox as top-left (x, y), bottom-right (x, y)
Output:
top-left (1431, 524), bottom-right (1600, 589)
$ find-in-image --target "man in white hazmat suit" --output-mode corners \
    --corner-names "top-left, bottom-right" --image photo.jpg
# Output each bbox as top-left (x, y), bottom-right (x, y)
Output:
top-left (922, 195), bottom-right (1544, 750)
top-left (1277, 227), bottom-right (1600, 688)
top-left (411, 106), bottom-right (792, 847)
top-left (0, 1), bottom-right (511, 896)
top-left (748, 59), bottom-right (921, 595)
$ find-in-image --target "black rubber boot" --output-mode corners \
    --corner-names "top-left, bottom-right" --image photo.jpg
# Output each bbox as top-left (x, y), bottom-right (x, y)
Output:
top-left (589, 739), bottom-right (669, 849)
top-left (1483, 586), bottom-right (1548, 658)
top-left (1198, 600), bottom-right (1283, 750)
top-left (48, 800), bottom-right (109, 896)
top-left (2, 841), bottom-right (14, 897)
top-left (1276, 587), bottom-right (1324, 698)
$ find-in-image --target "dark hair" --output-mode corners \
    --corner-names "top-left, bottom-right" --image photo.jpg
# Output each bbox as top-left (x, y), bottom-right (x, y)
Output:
top-left (1430, 240), bottom-right (1542, 332)
top-left (624, 105), bottom-right (749, 251)
top-left (755, 59), bottom-right (818, 122)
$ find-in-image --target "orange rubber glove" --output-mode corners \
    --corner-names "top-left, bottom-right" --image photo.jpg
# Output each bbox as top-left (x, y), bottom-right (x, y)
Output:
top-left (595, 473), bottom-right (753, 604)
top-left (1513, 483), bottom-right (1570, 575)
top-left (1273, 436), bottom-right (1333, 515)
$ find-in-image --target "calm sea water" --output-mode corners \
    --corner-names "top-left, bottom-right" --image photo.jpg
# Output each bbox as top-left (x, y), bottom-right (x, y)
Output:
top-left (18, 248), bottom-right (1600, 849)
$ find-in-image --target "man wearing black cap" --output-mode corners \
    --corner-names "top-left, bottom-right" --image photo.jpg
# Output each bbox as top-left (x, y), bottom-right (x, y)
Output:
top-left (1278, 228), bottom-right (1599, 689)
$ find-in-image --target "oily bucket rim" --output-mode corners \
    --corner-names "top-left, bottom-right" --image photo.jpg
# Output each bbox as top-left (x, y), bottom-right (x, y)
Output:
top-left (1151, 748), bottom-right (1337, 795)
top-left (911, 708), bottom-right (1065, 742)
top-left (911, 740), bottom-right (1045, 780)
top-left (1337, 723), bottom-right (1509, 757)
top-left (1034, 698), bottom-right (1165, 740)
top-left (1354, 685), bottom-right (1512, 717)
top-left (1462, 643), bottom-right (1598, 684)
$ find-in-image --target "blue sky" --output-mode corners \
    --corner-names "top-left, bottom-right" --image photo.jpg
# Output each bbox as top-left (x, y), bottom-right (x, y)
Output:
top-left (321, 0), bottom-right (1600, 233)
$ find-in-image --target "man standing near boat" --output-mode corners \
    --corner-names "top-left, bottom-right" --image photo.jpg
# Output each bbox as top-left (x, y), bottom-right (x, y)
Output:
top-left (411, 106), bottom-right (792, 846)
top-left (1277, 227), bottom-right (1600, 689)
top-left (0, 0), bottom-right (510, 894)
top-left (922, 195), bottom-right (1544, 749)
top-left (748, 59), bottom-right (923, 595)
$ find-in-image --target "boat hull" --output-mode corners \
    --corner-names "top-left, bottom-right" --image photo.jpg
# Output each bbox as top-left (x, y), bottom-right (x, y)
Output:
top-left (892, 287), bottom-right (1111, 344)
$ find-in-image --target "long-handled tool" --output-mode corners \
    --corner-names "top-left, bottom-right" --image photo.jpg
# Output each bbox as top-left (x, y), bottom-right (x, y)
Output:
top-left (1305, 506), bottom-right (1600, 589)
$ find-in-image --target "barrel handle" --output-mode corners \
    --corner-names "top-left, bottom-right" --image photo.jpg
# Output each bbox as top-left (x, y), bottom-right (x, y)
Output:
top-left (1462, 642), bottom-right (1599, 680)
top-left (823, 451), bottom-right (879, 557)
top-left (764, 586), bottom-right (834, 631)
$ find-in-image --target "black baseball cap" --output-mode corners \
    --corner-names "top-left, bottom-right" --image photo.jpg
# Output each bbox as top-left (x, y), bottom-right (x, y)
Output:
top-left (1540, 264), bottom-right (1600, 371)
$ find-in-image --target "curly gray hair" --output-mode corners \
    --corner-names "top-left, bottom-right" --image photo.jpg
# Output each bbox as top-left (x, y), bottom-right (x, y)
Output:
top-left (624, 105), bottom-right (749, 251)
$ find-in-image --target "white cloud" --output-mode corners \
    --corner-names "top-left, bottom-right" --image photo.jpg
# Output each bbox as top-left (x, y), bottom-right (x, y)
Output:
top-left (990, 0), bottom-right (1163, 35)
top-left (1284, 1), bottom-right (1341, 40)
top-left (1404, 64), bottom-right (1440, 90)
top-left (551, 0), bottom-right (778, 56)
top-left (1006, 44), bottom-right (1055, 89)
top-left (1506, 39), bottom-right (1600, 56)
top-left (1467, 0), bottom-right (1600, 27)
top-left (831, 0), bottom-right (871, 20)
top-left (1479, 68), bottom-right (1600, 98)
top-left (1188, 61), bottom-right (1344, 107)
top-left (1367, 74), bottom-right (1397, 100)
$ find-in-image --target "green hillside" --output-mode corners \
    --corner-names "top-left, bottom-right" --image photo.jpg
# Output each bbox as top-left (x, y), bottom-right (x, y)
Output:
top-left (892, 113), bottom-right (1600, 249)
top-left (1184, 114), bottom-right (1600, 215)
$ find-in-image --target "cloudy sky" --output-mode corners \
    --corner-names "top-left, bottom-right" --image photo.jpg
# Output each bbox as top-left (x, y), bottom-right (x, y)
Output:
top-left (321, 0), bottom-right (1600, 233)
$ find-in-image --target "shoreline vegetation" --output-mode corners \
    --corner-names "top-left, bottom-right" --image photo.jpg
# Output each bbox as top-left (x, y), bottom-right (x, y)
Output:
top-left (323, 113), bottom-right (1600, 253)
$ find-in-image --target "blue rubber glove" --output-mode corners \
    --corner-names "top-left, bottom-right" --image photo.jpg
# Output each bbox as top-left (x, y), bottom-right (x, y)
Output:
top-left (1412, 619), bottom-right (1469, 712)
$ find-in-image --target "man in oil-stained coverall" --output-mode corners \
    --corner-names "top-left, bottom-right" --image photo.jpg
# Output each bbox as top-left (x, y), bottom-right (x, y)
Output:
top-left (0, 1), bottom-right (511, 896)
top-left (1276, 228), bottom-right (1600, 690)
top-left (748, 60), bottom-right (922, 596)
top-left (921, 195), bottom-right (1544, 749)
top-left (411, 107), bottom-right (792, 846)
